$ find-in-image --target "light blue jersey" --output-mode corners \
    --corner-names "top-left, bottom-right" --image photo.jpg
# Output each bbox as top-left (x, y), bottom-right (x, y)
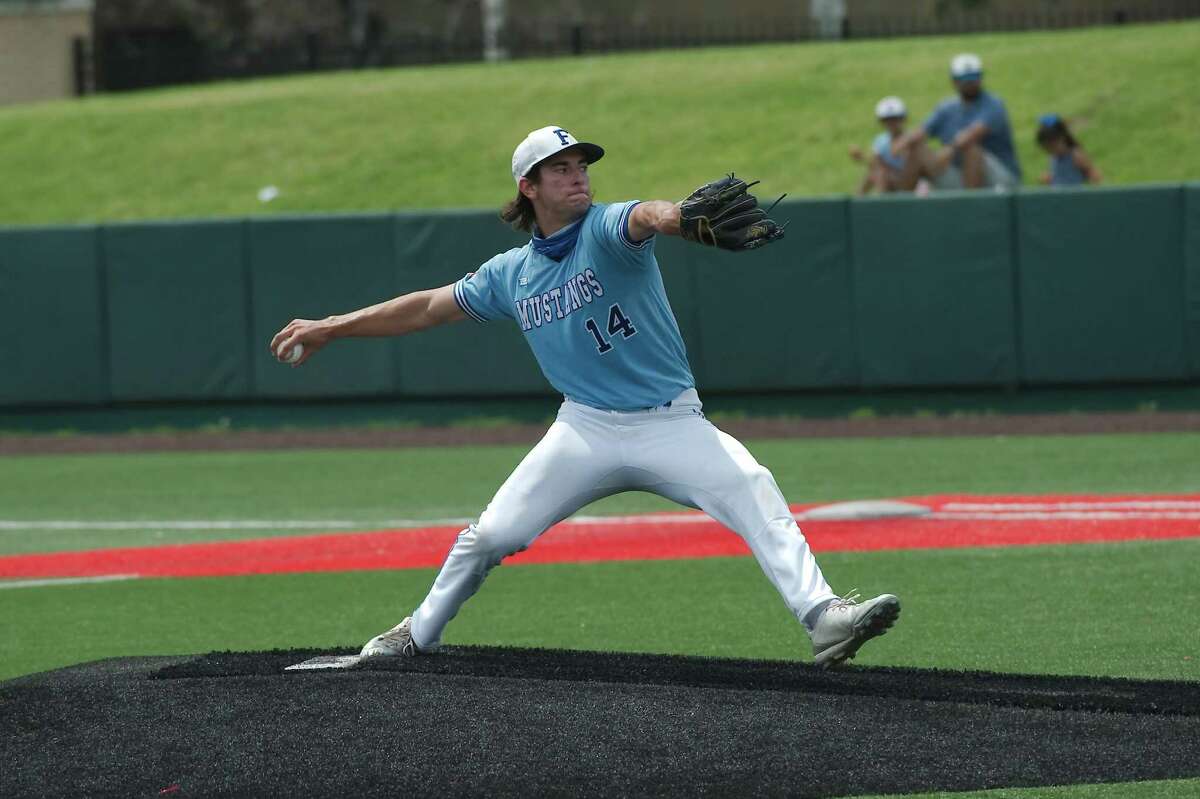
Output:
top-left (453, 201), bottom-right (695, 411)
top-left (872, 131), bottom-right (905, 171)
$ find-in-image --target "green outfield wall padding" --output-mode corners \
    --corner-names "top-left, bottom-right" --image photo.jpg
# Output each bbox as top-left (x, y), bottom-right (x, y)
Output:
top-left (0, 226), bottom-right (106, 405)
top-left (1185, 184), bottom-right (1200, 378)
top-left (850, 192), bottom-right (1018, 387)
top-left (681, 198), bottom-right (857, 392)
top-left (103, 221), bottom-right (250, 401)
top-left (248, 215), bottom-right (397, 399)
top-left (1016, 185), bottom-right (1186, 384)
top-left (5, 185), bottom-right (1200, 410)
top-left (390, 211), bottom-right (551, 397)
top-left (647, 237), bottom-right (704, 385)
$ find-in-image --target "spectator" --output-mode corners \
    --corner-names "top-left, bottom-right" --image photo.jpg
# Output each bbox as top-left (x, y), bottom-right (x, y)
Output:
top-left (1036, 114), bottom-right (1102, 186)
top-left (809, 0), bottom-right (847, 39)
top-left (890, 53), bottom-right (1022, 191)
top-left (849, 96), bottom-right (914, 195)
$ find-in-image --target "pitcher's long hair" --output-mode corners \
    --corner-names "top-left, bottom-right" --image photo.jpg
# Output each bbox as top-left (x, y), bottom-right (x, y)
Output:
top-left (501, 169), bottom-right (540, 232)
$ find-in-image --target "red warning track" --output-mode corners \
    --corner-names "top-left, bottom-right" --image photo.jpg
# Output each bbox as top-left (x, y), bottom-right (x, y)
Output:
top-left (2, 494), bottom-right (1199, 581)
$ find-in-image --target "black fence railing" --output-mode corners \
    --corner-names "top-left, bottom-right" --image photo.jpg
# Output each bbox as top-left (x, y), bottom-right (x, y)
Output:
top-left (840, 4), bottom-right (1200, 37)
top-left (82, 4), bottom-right (1200, 94)
top-left (91, 29), bottom-right (486, 92)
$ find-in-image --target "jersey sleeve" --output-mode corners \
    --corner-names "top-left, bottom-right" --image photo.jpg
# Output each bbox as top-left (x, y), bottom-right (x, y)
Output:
top-left (453, 254), bottom-right (513, 323)
top-left (592, 201), bottom-right (656, 266)
top-left (871, 132), bottom-right (891, 157)
top-left (922, 101), bottom-right (949, 141)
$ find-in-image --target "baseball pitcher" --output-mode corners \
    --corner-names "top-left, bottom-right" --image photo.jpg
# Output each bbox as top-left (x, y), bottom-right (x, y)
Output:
top-left (270, 126), bottom-right (900, 667)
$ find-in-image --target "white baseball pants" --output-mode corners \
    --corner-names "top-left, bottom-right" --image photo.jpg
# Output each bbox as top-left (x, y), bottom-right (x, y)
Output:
top-left (410, 388), bottom-right (836, 649)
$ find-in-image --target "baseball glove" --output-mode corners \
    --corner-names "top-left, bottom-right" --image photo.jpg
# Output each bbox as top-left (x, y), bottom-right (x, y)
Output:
top-left (678, 174), bottom-right (786, 252)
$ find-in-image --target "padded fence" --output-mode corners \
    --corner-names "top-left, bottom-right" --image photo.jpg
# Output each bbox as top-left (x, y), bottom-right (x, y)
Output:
top-left (390, 211), bottom-right (544, 397)
top-left (851, 192), bottom-right (1018, 388)
top-left (2, 184), bottom-right (1197, 408)
top-left (0, 225), bottom-right (106, 405)
top-left (248, 214), bottom-right (398, 400)
top-left (679, 197), bottom-right (858, 392)
top-left (103, 220), bottom-right (251, 401)
top-left (1016, 185), bottom-right (1187, 384)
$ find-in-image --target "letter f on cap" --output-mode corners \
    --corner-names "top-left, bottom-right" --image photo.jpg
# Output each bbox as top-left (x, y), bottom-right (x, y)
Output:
top-left (511, 125), bottom-right (606, 183)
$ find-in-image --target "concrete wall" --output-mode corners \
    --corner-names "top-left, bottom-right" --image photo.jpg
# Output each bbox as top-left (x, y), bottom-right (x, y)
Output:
top-left (0, 1), bottom-right (92, 106)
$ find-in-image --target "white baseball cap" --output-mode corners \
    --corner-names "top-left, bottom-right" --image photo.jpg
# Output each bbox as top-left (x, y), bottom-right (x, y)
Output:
top-left (950, 53), bottom-right (983, 80)
top-left (874, 96), bottom-right (907, 119)
top-left (511, 126), bottom-right (604, 184)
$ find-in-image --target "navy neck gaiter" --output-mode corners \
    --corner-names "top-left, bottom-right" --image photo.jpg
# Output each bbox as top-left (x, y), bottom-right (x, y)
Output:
top-left (531, 216), bottom-right (585, 262)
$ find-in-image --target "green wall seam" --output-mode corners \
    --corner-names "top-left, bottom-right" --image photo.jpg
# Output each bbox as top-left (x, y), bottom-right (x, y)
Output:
top-left (1184, 183), bottom-right (1200, 381)
top-left (843, 195), bottom-right (862, 389)
top-left (387, 211), bottom-right (404, 396)
top-left (95, 223), bottom-right (113, 406)
top-left (1177, 187), bottom-right (1189, 381)
top-left (240, 218), bottom-right (255, 398)
top-left (1008, 192), bottom-right (1023, 390)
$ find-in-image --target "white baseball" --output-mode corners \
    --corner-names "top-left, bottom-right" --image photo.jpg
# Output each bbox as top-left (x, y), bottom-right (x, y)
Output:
top-left (278, 343), bottom-right (304, 364)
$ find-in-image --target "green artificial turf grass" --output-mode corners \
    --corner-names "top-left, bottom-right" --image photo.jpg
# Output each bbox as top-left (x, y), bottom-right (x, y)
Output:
top-left (855, 777), bottom-right (1200, 799)
top-left (3, 539), bottom-right (1197, 683)
top-left (1, 22), bottom-right (1197, 225)
top-left (1, 431), bottom-right (1198, 555)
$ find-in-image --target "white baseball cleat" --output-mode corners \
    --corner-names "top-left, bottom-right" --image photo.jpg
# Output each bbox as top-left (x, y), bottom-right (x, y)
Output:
top-left (810, 592), bottom-right (900, 668)
top-left (360, 616), bottom-right (421, 658)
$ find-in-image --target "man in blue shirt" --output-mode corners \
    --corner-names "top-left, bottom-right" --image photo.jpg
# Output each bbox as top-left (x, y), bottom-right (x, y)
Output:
top-left (891, 53), bottom-right (1021, 190)
top-left (270, 126), bottom-right (900, 668)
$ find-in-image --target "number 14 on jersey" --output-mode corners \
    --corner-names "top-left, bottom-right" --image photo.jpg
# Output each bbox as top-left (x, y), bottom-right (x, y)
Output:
top-left (585, 303), bottom-right (637, 354)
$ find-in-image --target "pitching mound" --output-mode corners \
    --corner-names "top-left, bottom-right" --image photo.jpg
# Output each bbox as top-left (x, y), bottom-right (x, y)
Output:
top-left (3, 647), bottom-right (1199, 797)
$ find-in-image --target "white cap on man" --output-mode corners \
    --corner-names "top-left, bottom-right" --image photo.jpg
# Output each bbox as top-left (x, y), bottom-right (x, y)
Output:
top-left (511, 126), bottom-right (605, 184)
top-left (950, 53), bottom-right (983, 80)
top-left (874, 96), bottom-right (907, 120)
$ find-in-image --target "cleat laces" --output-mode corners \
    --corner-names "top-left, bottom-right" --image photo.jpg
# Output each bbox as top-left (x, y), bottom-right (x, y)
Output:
top-left (827, 590), bottom-right (861, 612)
top-left (375, 622), bottom-right (416, 656)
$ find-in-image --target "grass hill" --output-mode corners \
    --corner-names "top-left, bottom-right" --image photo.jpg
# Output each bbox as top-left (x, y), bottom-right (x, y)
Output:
top-left (1, 20), bottom-right (1197, 225)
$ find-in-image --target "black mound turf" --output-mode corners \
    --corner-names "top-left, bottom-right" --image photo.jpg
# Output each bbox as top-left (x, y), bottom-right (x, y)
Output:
top-left (2, 647), bottom-right (1198, 798)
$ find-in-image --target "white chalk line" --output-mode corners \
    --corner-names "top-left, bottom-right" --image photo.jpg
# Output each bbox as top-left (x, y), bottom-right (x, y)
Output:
top-left (0, 515), bottom-right (700, 532)
top-left (932, 511), bottom-right (1200, 521)
top-left (0, 574), bottom-right (139, 590)
top-left (943, 501), bottom-right (1200, 511)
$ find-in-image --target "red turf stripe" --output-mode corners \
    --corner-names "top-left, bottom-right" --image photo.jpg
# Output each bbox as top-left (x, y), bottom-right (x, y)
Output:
top-left (2, 494), bottom-right (1198, 580)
